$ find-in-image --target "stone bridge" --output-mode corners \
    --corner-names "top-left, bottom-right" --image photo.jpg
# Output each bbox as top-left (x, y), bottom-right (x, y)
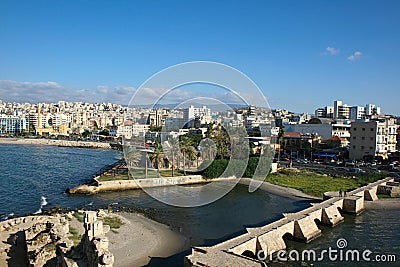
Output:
top-left (186, 177), bottom-right (397, 267)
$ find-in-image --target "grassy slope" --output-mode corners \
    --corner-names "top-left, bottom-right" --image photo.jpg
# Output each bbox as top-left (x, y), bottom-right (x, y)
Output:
top-left (265, 169), bottom-right (386, 197)
top-left (97, 169), bottom-right (185, 182)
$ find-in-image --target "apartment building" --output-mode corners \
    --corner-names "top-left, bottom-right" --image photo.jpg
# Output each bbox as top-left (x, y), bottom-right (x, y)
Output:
top-left (349, 118), bottom-right (398, 160)
top-left (315, 100), bottom-right (381, 121)
top-left (0, 115), bottom-right (27, 134)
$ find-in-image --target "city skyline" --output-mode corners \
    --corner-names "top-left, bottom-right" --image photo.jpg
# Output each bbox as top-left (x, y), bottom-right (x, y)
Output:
top-left (0, 1), bottom-right (400, 115)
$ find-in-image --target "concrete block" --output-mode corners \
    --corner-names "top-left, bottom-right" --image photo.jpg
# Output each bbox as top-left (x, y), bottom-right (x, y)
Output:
top-left (294, 217), bottom-right (321, 242)
top-left (343, 196), bottom-right (364, 215)
top-left (364, 187), bottom-right (378, 201)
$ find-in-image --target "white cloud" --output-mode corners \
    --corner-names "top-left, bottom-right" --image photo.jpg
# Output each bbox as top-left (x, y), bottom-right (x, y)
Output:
top-left (96, 85), bottom-right (109, 94)
top-left (0, 80), bottom-right (136, 104)
top-left (0, 80), bottom-right (269, 107)
top-left (326, 47), bottom-right (339, 55)
top-left (348, 51), bottom-right (362, 61)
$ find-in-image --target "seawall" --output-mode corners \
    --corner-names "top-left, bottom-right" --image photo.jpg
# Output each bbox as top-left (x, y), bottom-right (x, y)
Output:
top-left (68, 175), bottom-right (207, 194)
top-left (0, 138), bottom-right (111, 149)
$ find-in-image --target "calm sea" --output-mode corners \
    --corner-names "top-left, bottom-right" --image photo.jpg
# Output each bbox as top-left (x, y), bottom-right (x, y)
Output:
top-left (0, 144), bottom-right (398, 266)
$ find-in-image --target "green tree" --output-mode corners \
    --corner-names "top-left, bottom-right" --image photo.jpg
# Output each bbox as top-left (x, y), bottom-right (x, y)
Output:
top-left (205, 123), bottom-right (231, 159)
top-left (199, 138), bottom-right (216, 161)
top-left (149, 142), bottom-right (165, 170)
top-left (81, 129), bottom-right (91, 138)
top-left (163, 137), bottom-right (180, 177)
top-left (99, 129), bottom-right (109, 136)
top-left (179, 135), bottom-right (197, 175)
top-left (277, 128), bottom-right (285, 162)
top-left (149, 125), bottom-right (162, 132)
top-left (124, 146), bottom-right (141, 179)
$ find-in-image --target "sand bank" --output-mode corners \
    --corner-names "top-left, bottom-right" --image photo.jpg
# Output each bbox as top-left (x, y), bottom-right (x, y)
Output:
top-left (108, 212), bottom-right (188, 267)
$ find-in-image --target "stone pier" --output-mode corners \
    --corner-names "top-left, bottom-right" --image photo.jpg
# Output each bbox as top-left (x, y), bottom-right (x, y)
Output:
top-left (186, 177), bottom-right (397, 266)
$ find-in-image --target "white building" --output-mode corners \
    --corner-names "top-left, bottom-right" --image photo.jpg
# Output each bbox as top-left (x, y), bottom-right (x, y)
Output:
top-left (0, 115), bottom-right (27, 134)
top-left (183, 105), bottom-right (211, 122)
top-left (349, 106), bottom-right (365, 121)
top-left (350, 119), bottom-right (397, 160)
top-left (316, 100), bottom-right (381, 121)
top-left (284, 119), bottom-right (351, 146)
top-left (366, 104), bottom-right (381, 116)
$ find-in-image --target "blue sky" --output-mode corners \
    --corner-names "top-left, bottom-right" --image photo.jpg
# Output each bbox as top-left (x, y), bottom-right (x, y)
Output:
top-left (0, 0), bottom-right (399, 115)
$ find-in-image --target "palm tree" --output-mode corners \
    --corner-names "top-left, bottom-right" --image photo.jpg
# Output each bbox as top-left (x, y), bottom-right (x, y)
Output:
top-left (277, 128), bottom-right (285, 162)
top-left (163, 137), bottom-right (180, 177)
top-left (124, 146), bottom-right (141, 179)
top-left (150, 142), bottom-right (165, 170)
top-left (179, 135), bottom-right (196, 175)
top-left (200, 138), bottom-right (216, 161)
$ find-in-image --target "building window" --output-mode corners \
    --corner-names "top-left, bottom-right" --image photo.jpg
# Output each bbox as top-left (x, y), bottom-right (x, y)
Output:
top-left (354, 128), bottom-right (357, 131)
top-left (353, 136), bottom-right (356, 140)
top-left (362, 128), bottom-right (365, 131)
top-left (370, 147), bottom-right (373, 150)
top-left (370, 137), bottom-right (373, 141)
top-left (362, 137), bottom-right (365, 140)
top-left (353, 145), bottom-right (356, 149)
top-left (361, 146), bottom-right (364, 150)
top-left (370, 128), bottom-right (374, 131)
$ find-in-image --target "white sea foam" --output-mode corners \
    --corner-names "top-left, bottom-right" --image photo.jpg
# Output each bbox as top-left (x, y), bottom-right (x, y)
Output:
top-left (34, 196), bottom-right (48, 214)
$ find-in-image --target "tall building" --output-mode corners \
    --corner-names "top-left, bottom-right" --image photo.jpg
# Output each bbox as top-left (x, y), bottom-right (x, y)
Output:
top-left (147, 109), bottom-right (169, 127)
top-left (349, 106), bottom-right (365, 121)
top-left (316, 100), bottom-right (381, 121)
top-left (0, 116), bottom-right (27, 134)
top-left (349, 118), bottom-right (397, 160)
top-left (183, 105), bottom-right (211, 122)
top-left (365, 104), bottom-right (381, 116)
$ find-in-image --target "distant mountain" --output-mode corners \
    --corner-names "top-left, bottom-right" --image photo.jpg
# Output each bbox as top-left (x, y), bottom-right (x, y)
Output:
top-left (130, 103), bottom-right (250, 110)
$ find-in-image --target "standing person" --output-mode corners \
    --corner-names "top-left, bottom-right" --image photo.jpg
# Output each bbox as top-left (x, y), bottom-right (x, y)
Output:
top-left (339, 189), bottom-right (342, 197)
top-left (10, 234), bottom-right (18, 252)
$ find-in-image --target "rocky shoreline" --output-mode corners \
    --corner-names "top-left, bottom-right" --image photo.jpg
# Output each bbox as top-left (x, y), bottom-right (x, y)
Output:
top-left (0, 138), bottom-right (112, 149)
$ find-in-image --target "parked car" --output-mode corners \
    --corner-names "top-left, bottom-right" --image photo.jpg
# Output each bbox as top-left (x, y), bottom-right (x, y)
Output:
top-left (365, 162), bottom-right (372, 167)
top-left (345, 161), bottom-right (356, 167)
top-left (296, 159), bottom-right (308, 164)
top-left (388, 172), bottom-right (400, 178)
top-left (349, 168), bottom-right (366, 174)
top-left (370, 168), bottom-right (381, 174)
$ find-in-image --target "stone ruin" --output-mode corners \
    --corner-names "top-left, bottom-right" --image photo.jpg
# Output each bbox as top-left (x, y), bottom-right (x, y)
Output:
top-left (0, 211), bottom-right (114, 267)
top-left (24, 216), bottom-right (73, 266)
top-left (80, 211), bottom-right (114, 267)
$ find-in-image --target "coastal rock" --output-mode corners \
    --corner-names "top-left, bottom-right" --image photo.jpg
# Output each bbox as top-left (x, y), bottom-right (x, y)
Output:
top-left (103, 224), bottom-right (110, 234)
top-left (101, 251), bottom-right (114, 265)
top-left (98, 209), bottom-right (108, 218)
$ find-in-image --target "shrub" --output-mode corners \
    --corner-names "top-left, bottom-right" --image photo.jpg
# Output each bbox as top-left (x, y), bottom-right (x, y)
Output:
top-left (201, 156), bottom-right (272, 179)
top-left (103, 216), bottom-right (123, 229)
top-left (202, 159), bottom-right (229, 178)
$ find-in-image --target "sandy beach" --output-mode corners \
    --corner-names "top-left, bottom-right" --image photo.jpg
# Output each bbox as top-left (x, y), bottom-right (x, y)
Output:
top-left (0, 138), bottom-right (111, 149)
top-left (107, 212), bottom-right (189, 267)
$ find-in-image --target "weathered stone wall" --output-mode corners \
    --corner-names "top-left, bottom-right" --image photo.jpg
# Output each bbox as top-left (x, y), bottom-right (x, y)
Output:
top-left (25, 217), bottom-right (73, 267)
top-left (69, 175), bottom-right (205, 194)
top-left (81, 211), bottom-right (114, 267)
